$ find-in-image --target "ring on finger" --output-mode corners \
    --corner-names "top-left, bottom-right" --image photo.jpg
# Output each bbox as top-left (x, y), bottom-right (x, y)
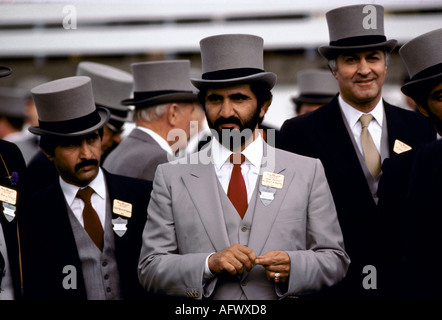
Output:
top-left (274, 272), bottom-right (281, 281)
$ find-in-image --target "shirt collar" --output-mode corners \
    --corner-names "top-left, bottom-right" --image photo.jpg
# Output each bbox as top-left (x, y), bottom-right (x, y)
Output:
top-left (338, 94), bottom-right (384, 129)
top-left (60, 168), bottom-right (106, 206)
top-left (211, 133), bottom-right (264, 170)
top-left (136, 126), bottom-right (174, 155)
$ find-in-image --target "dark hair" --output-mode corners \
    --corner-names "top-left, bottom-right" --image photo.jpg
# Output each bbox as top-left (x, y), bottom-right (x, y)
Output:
top-left (39, 128), bottom-right (104, 156)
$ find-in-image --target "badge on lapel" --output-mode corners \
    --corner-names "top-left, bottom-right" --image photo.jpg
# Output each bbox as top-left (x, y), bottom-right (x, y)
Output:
top-left (393, 139), bottom-right (412, 154)
top-left (112, 199), bottom-right (132, 237)
top-left (0, 185), bottom-right (17, 222)
top-left (259, 172), bottom-right (284, 206)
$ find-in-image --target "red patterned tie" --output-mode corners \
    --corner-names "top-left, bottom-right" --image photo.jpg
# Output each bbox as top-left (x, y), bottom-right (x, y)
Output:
top-left (227, 153), bottom-right (247, 218)
top-left (76, 186), bottom-right (104, 251)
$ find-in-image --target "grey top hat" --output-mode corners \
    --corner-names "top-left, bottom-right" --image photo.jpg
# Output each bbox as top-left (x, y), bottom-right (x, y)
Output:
top-left (122, 60), bottom-right (198, 109)
top-left (318, 4), bottom-right (397, 59)
top-left (0, 66), bottom-right (12, 78)
top-left (400, 28), bottom-right (442, 100)
top-left (191, 34), bottom-right (277, 89)
top-left (76, 61), bottom-right (133, 123)
top-left (0, 87), bottom-right (27, 118)
top-left (292, 69), bottom-right (338, 105)
top-left (29, 76), bottom-right (110, 136)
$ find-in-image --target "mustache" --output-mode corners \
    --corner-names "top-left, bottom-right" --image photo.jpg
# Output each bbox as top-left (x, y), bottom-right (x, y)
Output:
top-left (75, 159), bottom-right (99, 171)
top-left (213, 117), bottom-right (243, 129)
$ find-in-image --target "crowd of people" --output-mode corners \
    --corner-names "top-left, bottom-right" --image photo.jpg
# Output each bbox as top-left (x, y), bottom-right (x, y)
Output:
top-left (1, 4), bottom-right (441, 301)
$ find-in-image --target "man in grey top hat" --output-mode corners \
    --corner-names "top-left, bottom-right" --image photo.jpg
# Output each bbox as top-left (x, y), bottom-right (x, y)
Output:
top-left (291, 69), bottom-right (339, 116)
top-left (0, 66), bottom-right (27, 300)
top-left (279, 4), bottom-right (436, 299)
top-left (138, 33), bottom-right (349, 300)
top-left (379, 28), bottom-right (442, 299)
top-left (20, 76), bottom-right (152, 300)
top-left (26, 62), bottom-right (134, 197)
top-left (103, 60), bottom-right (199, 181)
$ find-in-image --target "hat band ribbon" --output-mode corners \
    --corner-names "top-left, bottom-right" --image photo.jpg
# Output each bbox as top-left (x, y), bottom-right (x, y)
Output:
top-left (95, 103), bottom-right (128, 119)
top-left (38, 110), bottom-right (101, 134)
top-left (330, 35), bottom-right (387, 47)
top-left (409, 63), bottom-right (442, 82)
top-left (133, 90), bottom-right (193, 102)
top-left (202, 68), bottom-right (264, 80)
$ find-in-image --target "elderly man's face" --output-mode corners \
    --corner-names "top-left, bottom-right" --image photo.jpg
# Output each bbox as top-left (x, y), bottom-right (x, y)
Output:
top-left (334, 50), bottom-right (387, 111)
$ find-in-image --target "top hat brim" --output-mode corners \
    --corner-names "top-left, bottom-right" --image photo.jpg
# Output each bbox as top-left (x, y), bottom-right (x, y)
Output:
top-left (0, 66), bottom-right (12, 78)
top-left (191, 72), bottom-right (277, 89)
top-left (318, 39), bottom-right (397, 59)
top-left (401, 72), bottom-right (442, 101)
top-left (28, 107), bottom-right (110, 137)
top-left (291, 94), bottom-right (336, 105)
top-left (122, 92), bottom-right (198, 108)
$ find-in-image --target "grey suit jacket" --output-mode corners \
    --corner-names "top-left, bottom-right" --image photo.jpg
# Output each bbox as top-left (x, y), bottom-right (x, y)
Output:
top-left (103, 128), bottom-right (168, 181)
top-left (138, 142), bottom-right (350, 300)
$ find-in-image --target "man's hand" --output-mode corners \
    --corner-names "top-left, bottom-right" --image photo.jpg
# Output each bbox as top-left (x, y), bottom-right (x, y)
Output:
top-left (208, 244), bottom-right (257, 275)
top-left (254, 250), bottom-right (290, 283)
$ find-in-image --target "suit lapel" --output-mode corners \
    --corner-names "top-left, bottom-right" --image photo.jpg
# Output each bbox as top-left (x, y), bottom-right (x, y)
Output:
top-left (181, 164), bottom-right (230, 252)
top-left (248, 145), bottom-right (295, 256)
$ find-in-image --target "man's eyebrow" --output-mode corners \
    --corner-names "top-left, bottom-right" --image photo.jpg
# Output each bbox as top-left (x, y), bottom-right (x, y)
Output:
top-left (431, 89), bottom-right (442, 98)
top-left (229, 93), bottom-right (250, 99)
top-left (206, 93), bottom-right (223, 99)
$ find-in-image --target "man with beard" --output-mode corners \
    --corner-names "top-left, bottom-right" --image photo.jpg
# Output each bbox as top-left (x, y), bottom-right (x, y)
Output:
top-left (20, 76), bottom-right (152, 300)
top-left (138, 34), bottom-right (350, 300)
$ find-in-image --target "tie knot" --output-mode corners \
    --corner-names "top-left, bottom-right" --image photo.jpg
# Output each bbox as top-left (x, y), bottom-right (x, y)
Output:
top-left (230, 153), bottom-right (245, 165)
top-left (360, 114), bottom-right (374, 128)
top-left (76, 186), bottom-right (94, 203)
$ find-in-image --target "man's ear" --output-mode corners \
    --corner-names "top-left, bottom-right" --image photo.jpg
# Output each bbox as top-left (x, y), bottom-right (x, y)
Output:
top-left (259, 97), bottom-right (272, 118)
top-left (417, 104), bottom-right (429, 118)
top-left (41, 148), bottom-right (55, 162)
top-left (167, 103), bottom-right (179, 126)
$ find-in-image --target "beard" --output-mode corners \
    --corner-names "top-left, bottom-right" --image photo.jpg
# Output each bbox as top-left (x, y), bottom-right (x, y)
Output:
top-left (207, 106), bottom-right (262, 150)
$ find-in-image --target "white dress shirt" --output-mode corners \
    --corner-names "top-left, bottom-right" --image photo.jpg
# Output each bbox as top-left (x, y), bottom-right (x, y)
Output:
top-left (338, 95), bottom-right (384, 155)
top-left (136, 126), bottom-right (174, 155)
top-left (59, 168), bottom-right (107, 229)
top-left (211, 134), bottom-right (263, 203)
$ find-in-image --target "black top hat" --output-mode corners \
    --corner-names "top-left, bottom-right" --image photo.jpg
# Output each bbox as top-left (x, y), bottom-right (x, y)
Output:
top-left (400, 28), bottom-right (442, 101)
top-left (29, 76), bottom-right (110, 137)
top-left (318, 4), bottom-right (397, 59)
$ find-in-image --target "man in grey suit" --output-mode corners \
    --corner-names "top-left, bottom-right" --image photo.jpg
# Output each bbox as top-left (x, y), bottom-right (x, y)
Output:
top-left (138, 34), bottom-right (350, 300)
top-left (103, 60), bottom-right (199, 181)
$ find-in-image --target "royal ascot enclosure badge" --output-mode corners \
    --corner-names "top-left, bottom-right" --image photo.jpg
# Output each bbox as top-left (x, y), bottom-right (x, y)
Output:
top-left (393, 139), bottom-right (412, 154)
top-left (112, 217), bottom-right (128, 237)
top-left (112, 199), bottom-right (132, 218)
top-left (0, 185), bottom-right (17, 222)
top-left (261, 172), bottom-right (284, 189)
top-left (259, 172), bottom-right (284, 206)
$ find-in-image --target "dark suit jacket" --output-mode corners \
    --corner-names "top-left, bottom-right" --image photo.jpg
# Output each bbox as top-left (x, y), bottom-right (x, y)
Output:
top-left (20, 169), bottom-right (152, 300)
top-left (0, 140), bottom-right (26, 300)
top-left (401, 140), bottom-right (442, 299)
top-left (279, 96), bottom-right (436, 299)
